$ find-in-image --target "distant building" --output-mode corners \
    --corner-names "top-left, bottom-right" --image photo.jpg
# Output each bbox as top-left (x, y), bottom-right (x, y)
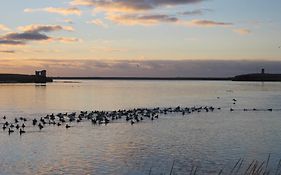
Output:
top-left (35, 70), bottom-right (47, 77)
top-left (34, 70), bottom-right (52, 83)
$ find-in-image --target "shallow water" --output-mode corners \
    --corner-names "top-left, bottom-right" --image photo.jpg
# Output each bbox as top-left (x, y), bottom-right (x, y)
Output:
top-left (0, 80), bottom-right (281, 174)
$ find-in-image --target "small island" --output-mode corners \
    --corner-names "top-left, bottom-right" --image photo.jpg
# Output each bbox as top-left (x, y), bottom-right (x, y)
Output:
top-left (232, 69), bottom-right (281, 82)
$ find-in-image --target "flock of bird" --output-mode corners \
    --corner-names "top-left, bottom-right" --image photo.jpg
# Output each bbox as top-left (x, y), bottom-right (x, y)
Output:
top-left (2, 96), bottom-right (279, 136)
top-left (1, 106), bottom-right (219, 135)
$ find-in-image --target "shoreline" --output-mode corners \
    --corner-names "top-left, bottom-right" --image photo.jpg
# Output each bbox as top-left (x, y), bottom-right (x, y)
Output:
top-left (1, 73), bottom-right (281, 83)
top-left (52, 77), bottom-right (232, 81)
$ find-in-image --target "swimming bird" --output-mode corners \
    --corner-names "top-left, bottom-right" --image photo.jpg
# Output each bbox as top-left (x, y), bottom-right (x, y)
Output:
top-left (8, 128), bottom-right (14, 134)
top-left (3, 116), bottom-right (6, 120)
top-left (38, 123), bottom-right (44, 130)
top-left (32, 119), bottom-right (37, 126)
top-left (19, 128), bottom-right (25, 135)
top-left (65, 124), bottom-right (71, 128)
top-left (130, 120), bottom-right (135, 125)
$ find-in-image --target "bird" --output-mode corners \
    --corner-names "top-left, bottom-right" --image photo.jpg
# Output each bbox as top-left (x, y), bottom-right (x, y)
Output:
top-left (19, 128), bottom-right (26, 135)
top-left (38, 123), bottom-right (44, 130)
top-left (8, 128), bottom-right (14, 134)
top-left (66, 124), bottom-right (71, 128)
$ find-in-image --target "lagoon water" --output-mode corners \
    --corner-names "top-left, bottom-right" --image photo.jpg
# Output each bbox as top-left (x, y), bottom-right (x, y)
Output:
top-left (0, 80), bottom-right (281, 174)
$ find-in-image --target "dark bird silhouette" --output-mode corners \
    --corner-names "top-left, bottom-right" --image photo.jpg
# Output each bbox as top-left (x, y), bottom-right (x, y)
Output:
top-left (33, 118), bottom-right (37, 126)
top-left (38, 123), bottom-right (44, 130)
top-left (8, 128), bottom-right (14, 134)
top-left (19, 128), bottom-right (26, 135)
top-left (66, 124), bottom-right (71, 128)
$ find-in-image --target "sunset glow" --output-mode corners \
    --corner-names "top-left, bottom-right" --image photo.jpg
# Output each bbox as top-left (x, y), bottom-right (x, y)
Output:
top-left (0, 0), bottom-right (280, 76)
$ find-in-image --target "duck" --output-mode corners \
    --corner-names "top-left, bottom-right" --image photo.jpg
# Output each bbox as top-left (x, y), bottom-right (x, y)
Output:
top-left (19, 128), bottom-right (26, 135)
top-left (130, 120), bottom-right (135, 125)
top-left (38, 123), bottom-right (44, 130)
top-left (8, 128), bottom-right (14, 134)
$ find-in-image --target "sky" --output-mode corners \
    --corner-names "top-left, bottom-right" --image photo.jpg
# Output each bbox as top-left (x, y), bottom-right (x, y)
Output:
top-left (0, 0), bottom-right (280, 77)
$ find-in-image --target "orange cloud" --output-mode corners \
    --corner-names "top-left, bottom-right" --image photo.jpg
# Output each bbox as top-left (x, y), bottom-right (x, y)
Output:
top-left (107, 13), bottom-right (178, 25)
top-left (187, 19), bottom-right (233, 27)
top-left (233, 28), bottom-right (251, 35)
top-left (71, 0), bottom-right (204, 12)
top-left (0, 24), bottom-right (10, 32)
top-left (87, 19), bottom-right (108, 28)
top-left (18, 24), bottom-right (74, 32)
top-left (0, 24), bottom-right (77, 45)
top-left (24, 7), bottom-right (82, 16)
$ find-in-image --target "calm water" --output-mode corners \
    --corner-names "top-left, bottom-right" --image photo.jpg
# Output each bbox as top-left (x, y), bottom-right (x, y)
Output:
top-left (0, 80), bottom-right (281, 175)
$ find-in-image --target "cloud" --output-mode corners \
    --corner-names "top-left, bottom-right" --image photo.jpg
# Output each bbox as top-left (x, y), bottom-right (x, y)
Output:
top-left (64, 19), bottom-right (74, 24)
top-left (106, 13), bottom-right (233, 28)
top-left (0, 50), bottom-right (15, 53)
top-left (87, 19), bottom-right (108, 28)
top-left (0, 40), bottom-right (24, 45)
top-left (2, 59), bottom-right (281, 77)
top-left (187, 19), bottom-right (233, 27)
top-left (18, 24), bottom-right (74, 33)
top-left (54, 37), bottom-right (81, 43)
top-left (92, 46), bottom-right (127, 52)
top-left (24, 7), bottom-right (82, 16)
top-left (0, 24), bottom-right (78, 45)
top-left (233, 28), bottom-right (251, 35)
top-left (107, 13), bottom-right (178, 25)
top-left (179, 9), bottom-right (212, 16)
top-left (4, 32), bottom-right (50, 41)
top-left (71, 0), bottom-right (204, 12)
top-left (0, 24), bottom-right (10, 32)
